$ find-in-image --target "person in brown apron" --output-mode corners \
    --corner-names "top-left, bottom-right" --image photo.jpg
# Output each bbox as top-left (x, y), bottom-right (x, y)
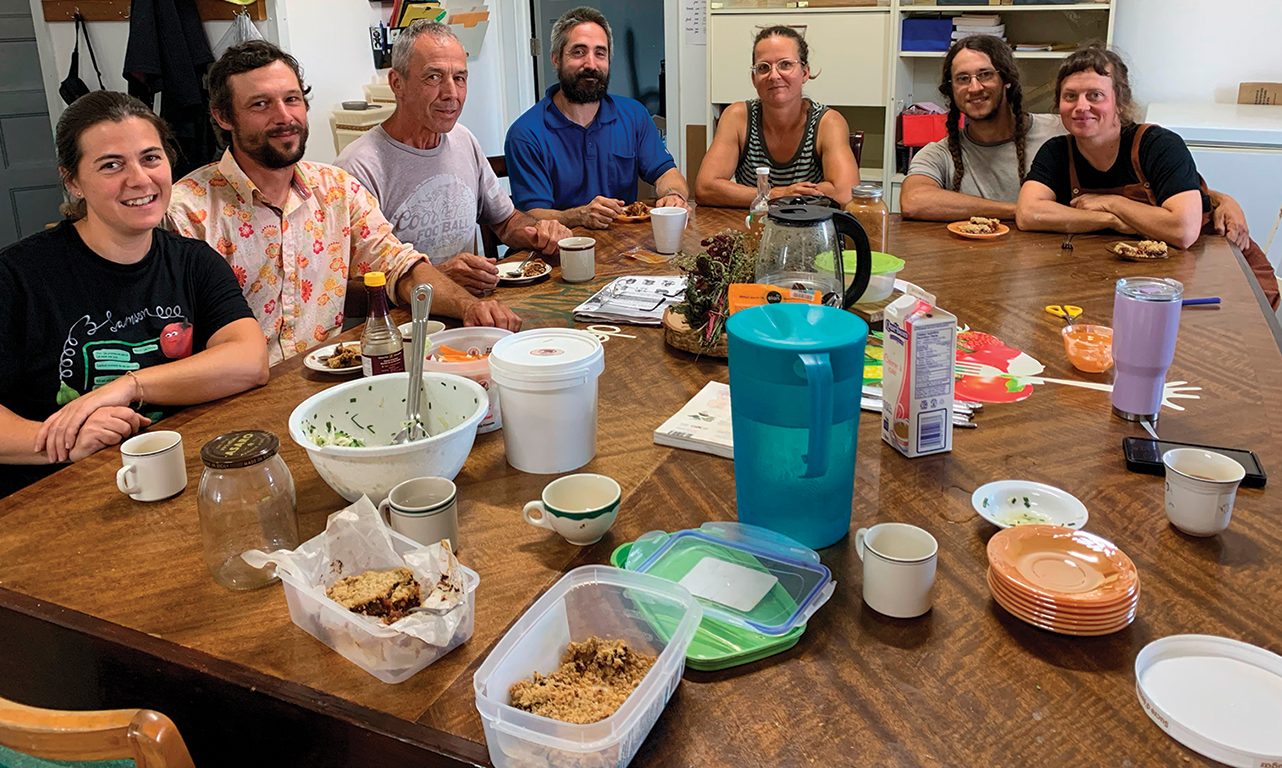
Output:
top-left (1018, 46), bottom-right (1279, 309)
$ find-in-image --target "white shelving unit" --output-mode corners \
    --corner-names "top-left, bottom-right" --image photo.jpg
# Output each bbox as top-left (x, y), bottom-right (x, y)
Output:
top-left (705, 1), bottom-right (1113, 212)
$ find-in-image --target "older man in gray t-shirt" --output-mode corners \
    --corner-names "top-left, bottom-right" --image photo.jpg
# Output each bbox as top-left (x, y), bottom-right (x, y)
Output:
top-left (336, 21), bottom-right (569, 295)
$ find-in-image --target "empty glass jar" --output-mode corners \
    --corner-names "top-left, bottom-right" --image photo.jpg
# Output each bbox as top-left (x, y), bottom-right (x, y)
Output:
top-left (198, 430), bottom-right (298, 590)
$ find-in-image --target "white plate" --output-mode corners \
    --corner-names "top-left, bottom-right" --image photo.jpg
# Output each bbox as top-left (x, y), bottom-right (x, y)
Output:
top-left (971, 480), bottom-right (1088, 529)
top-left (303, 342), bottom-right (362, 375)
top-left (1136, 635), bottom-right (1282, 767)
top-left (397, 320), bottom-right (447, 342)
top-left (497, 260), bottom-right (552, 285)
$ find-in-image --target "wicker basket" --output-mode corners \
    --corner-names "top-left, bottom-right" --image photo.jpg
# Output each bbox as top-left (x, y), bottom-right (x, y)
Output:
top-left (662, 308), bottom-right (728, 358)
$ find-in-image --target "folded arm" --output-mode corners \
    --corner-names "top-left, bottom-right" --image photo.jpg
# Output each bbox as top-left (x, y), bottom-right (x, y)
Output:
top-left (1068, 190), bottom-right (1203, 249)
top-left (34, 317), bottom-right (268, 463)
top-left (900, 175), bottom-right (1017, 222)
top-left (1016, 180), bottom-right (1129, 234)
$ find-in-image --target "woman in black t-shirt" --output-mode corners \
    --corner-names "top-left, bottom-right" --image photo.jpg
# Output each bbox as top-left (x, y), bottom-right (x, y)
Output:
top-left (0, 92), bottom-right (269, 497)
top-left (1016, 46), bottom-right (1206, 249)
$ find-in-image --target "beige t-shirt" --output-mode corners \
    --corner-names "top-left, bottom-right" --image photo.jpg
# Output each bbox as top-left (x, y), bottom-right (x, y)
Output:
top-left (906, 113), bottom-right (1064, 202)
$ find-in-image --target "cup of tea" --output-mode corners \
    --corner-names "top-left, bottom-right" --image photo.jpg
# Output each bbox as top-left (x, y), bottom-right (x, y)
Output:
top-left (855, 522), bottom-right (938, 618)
top-left (523, 473), bottom-right (619, 545)
top-left (378, 476), bottom-right (460, 550)
top-left (559, 236), bottom-right (596, 283)
top-left (1162, 448), bottom-right (1245, 536)
top-left (116, 430), bottom-right (187, 502)
top-left (650, 206), bottom-right (688, 255)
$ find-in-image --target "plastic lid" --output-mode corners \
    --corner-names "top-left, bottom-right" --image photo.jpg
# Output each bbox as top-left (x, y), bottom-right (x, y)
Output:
top-left (1116, 276), bottom-right (1183, 302)
top-left (363, 271), bottom-right (387, 288)
top-left (816, 250), bottom-right (904, 276)
top-left (488, 328), bottom-right (605, 385)
top-left (624, 522), bottom-right (835, 636)
top-left (201, 430), bottom-right (280, 469)
top-left (852, 182), bottom-right (884, 200)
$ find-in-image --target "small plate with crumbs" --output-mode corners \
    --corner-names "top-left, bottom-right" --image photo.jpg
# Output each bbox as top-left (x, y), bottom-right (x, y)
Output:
top-left (616, 201), bottom-right (651, 223)
top-left (304, 342), bottom-right (363, 375)
top-left (497, 258), bottom-right (552, 285)
top-left (1109, 240), bottom-right (1170, 261)
top-left (947, 218), bottom-right (1010, 239)
top-left (972, 480), bottom-right (1088, 530)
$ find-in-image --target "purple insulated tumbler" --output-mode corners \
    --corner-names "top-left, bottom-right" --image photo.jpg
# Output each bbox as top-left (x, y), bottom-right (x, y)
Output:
top-left (1111, 277), bottom-right (1183, 422)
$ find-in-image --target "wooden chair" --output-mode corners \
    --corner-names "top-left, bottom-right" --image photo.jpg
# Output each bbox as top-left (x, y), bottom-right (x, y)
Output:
top-left (479, 155), bottom-right (507, 260)
top-left (848, 130), bottom-right (865, 167)
top-left (0, 695), bottom-right (195, 768)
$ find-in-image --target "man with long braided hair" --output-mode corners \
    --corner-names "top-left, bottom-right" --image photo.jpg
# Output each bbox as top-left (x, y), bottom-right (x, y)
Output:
top-left (901, 35), bottom-right (1062, 222)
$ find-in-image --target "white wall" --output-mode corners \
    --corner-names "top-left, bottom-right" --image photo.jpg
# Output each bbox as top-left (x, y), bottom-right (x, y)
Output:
top-left (1114, 0), bottom-right (1282, 107)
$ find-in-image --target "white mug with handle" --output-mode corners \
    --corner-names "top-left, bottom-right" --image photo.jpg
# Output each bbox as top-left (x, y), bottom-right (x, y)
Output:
top-left (855, 522), bottom-right (938, 618)
top-left (116, 430), bottom-right (187, 502)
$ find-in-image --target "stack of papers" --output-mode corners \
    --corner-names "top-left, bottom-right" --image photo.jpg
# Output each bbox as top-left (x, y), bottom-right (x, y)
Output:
top-left (952, 14), bottom-right (1005, 41)
top-left (573, 276), bottom-right (686, 326)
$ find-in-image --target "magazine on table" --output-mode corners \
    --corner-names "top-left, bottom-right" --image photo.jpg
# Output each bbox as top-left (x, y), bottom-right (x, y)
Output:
top-left (573, 275), bottom-right (686, 326)
top-left (653, 381), bottom-right (733, 459)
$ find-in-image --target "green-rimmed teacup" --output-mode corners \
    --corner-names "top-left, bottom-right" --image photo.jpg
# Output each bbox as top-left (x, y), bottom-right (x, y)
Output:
top-left (523, 473), bottom-right (620, 545)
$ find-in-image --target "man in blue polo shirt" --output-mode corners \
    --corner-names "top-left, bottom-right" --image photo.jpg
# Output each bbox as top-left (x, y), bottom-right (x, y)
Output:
top-left (505, 6), bottom-right (690, 230)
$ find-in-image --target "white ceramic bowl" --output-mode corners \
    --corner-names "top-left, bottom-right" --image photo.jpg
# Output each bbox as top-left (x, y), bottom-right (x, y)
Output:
top-left (971, 480), bottom-right (1089, 529)
top-left (288, 372), bottom-right (488, 502)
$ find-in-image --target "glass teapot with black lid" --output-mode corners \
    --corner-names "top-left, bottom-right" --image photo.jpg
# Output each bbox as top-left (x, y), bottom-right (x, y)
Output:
top-left (755, 204), bottom-right (872, 310)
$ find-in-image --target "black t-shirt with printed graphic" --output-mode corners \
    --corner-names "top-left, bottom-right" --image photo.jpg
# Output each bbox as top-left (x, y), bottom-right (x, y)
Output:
top-left (0, 222), bottom-right (254, 498)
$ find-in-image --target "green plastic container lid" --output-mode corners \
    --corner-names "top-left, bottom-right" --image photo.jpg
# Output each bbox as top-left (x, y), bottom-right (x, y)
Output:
top-left (610, 540), bottom-right (806, 672)
top-left (816, 250), bottom-right (904, 275)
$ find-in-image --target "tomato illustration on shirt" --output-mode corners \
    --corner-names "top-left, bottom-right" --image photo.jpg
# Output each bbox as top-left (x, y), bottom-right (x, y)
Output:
top-left (160, 321), bottom-right (194, 359)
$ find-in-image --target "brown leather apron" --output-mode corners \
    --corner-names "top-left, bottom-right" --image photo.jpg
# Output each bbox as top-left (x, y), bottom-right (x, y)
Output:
top-left (1068, 124), bottom-right (1279, 310)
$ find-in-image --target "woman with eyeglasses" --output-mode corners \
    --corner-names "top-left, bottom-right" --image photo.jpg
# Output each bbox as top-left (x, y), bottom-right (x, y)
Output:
top-left (694, 26), bottom-right (858, 207)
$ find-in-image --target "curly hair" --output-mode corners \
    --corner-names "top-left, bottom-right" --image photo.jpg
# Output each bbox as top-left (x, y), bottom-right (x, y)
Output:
top-left (937, 35), bottom-right (1027, 192)
top-left (56, 91), bottom-right (177, 220)
top-left (1056, 44), bottom-right (1137, 127)
top-left (208, 40), bottom-right (311, 147)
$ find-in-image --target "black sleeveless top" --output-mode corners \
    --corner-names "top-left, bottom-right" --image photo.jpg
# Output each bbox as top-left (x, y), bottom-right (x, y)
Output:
top-left (733, 98), bottom-right (828, 187)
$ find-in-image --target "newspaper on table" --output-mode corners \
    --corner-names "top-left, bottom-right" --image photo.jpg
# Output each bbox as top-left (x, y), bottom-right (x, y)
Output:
top-left (572, 275), bottom-right (686, 326)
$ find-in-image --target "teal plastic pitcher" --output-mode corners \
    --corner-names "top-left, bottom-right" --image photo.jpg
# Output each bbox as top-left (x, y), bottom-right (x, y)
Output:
top-left (727, 303), bottom-right (868, 549)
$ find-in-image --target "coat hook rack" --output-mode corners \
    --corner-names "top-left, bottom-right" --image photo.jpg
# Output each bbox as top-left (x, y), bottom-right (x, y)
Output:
top-left (42, 0), bottom-right (266, 22)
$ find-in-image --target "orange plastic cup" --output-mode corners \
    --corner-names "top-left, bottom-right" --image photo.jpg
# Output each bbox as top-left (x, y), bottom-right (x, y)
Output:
top-left (1061, 324), bottom-right (1113, 373)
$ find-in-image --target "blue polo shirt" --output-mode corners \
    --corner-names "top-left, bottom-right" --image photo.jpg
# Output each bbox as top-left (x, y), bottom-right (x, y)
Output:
top-left (505, 85), bottom-right (677, 210)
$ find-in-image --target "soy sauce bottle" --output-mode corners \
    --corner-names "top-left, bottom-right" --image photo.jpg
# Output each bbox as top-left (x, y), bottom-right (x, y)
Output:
top-left (359, 271), bottom-right (405, 376)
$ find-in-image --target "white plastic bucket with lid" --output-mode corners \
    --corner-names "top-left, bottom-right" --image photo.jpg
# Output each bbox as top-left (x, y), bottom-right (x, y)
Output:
top-left (489, 329), bottom-right (605, 474)
top-left (423, 327), bottom-right (512, 434)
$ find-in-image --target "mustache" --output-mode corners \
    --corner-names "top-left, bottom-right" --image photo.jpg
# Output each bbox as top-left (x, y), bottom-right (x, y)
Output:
top-left (574, 69), bottom-right (605, 81)
top-left (268, 125), bottom-right (303, 138)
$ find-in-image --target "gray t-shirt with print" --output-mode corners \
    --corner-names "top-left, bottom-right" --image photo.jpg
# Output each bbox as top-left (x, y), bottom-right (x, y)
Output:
top-left (906, 113), bottom-right (1065, 202)
top-left (336, 124), bottom-right (515, 265)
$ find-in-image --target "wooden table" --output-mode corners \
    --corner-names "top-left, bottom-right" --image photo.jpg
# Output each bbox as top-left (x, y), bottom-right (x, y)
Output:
top-left (3, 208), bottom-right (1280, 767)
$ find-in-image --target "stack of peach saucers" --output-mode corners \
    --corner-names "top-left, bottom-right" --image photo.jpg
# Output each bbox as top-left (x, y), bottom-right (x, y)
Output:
top-left (986, 525), bottom-right (1139, 636)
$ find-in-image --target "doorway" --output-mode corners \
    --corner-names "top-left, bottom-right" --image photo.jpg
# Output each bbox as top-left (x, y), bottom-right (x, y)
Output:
top-left (529, 0), bottom-right (666, 118)
top-left (0, 0), bottom-right (62, 246)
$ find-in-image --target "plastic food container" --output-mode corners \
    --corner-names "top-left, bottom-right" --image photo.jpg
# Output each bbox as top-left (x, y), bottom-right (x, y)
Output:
top-left (423, 327), bottom-right (513, 434)
top-left (275, 526), bottom-right (479, 684)
top-left (819, 250), bottom-right (905, 303)
top-left (473, 565), bottom-right (702, 768)
top-left (489, 329), bottom-right (605, 474)
top-left (1061, 324), bottom-right (1114, 373)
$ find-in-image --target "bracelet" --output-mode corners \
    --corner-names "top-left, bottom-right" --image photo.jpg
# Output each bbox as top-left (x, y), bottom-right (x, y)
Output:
top-left (125, 370), bottom-right (145, 408)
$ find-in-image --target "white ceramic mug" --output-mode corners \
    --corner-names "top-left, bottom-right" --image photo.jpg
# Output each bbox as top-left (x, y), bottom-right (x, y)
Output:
top-left (650, 206), bottom-right (688, 255)
top-left (855, 523), bottom-right (938, 618)
top-left (378, 476), bottom-right (460, 550)
top-left (523, 473), bottom-right (619, 545)
top-left (559, 236), bottom-right (596, 283)
top-left (1162, 448), bottom-right (1245, 537)
top-left (116, 430), bottom-right (187, 502)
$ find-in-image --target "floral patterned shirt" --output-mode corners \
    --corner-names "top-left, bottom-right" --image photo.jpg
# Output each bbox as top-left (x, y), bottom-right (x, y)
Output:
top-left (169, 150), bottom-right (425, 364)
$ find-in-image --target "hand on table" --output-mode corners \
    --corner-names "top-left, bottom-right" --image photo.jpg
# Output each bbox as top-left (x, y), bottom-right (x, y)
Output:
top-left (654, 193), bottom-right (689, 209)
top-left (464, 299), bottom-right (523, 332)
top-left (1068, 193), bottom-right (1117, 213)
top-left (524, 219), bottom-right (573, 255)
top-left (1212, 196), bottom-right (1251, 251)
top-left (575, 196), bottom-right (625, 229)
top-left (35, 378), bottom-right (138, 463)
top-left (771, 182), bottom-right (824, 200)
top-left (439, 252), bottom-right (500, 295)
top-left (68, 407), bottom-right (152, 462)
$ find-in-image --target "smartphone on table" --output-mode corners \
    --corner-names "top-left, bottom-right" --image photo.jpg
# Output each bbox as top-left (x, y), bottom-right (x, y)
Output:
top-left (1122, 437), bottom-right (1267, 488)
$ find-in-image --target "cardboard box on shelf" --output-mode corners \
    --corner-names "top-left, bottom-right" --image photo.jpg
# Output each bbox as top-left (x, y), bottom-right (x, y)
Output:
top-left (1238, 83), bottom-right (1282, 106)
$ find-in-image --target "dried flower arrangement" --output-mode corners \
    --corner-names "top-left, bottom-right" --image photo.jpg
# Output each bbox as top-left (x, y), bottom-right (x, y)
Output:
top-left (670, 229), bottom-right (759, 350)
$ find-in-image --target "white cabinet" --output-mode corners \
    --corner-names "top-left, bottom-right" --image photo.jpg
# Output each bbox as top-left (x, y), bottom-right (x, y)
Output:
top-left (709, 9), bottom-right (889, 108)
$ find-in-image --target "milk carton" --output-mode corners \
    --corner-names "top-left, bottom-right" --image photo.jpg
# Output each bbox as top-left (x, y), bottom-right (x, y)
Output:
top-left (882, 290), bottom-right (956, 457)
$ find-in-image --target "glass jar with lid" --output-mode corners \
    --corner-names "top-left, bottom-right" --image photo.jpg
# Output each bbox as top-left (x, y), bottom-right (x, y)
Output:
top-left (845, 182), bottom-right (889, 255)
top-left (198, 430), bottom-right (299, 590)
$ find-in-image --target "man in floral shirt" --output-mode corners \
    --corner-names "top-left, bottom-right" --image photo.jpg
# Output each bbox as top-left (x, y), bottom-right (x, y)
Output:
top-left (169, 41), bottom-right (520, 364)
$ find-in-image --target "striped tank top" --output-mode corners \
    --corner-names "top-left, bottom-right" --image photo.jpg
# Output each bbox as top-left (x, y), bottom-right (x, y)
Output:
top-left (733, 98), bottom-right (829, 188)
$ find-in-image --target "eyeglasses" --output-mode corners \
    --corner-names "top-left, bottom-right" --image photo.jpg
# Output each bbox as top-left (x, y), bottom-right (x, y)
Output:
top-left (750, 59), bottom-right (801, 77)
top-left (951, 69), bottom-right (1000, 87)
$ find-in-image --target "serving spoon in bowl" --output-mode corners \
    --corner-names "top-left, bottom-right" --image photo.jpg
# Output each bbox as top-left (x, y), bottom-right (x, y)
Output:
top-left (392, 283), bottom-right (433, 444)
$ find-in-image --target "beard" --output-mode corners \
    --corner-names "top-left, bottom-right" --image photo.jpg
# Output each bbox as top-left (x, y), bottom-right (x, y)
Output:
top-left (961, 87), bottom-right (1007, 123)
top-left (559, 66), bottom-right (610, 104)
top-left (234, 122), bottom-right (308, 169)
